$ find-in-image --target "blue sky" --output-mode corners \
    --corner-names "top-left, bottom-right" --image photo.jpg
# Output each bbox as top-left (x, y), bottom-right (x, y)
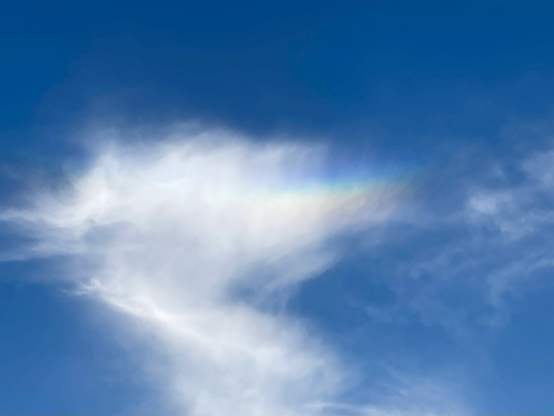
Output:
top-left (0, 1), bottom-right (553, 415)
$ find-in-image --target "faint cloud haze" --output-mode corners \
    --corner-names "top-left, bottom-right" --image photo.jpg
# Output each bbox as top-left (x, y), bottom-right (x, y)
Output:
top-left (362, 136), bottom-right (554, 341)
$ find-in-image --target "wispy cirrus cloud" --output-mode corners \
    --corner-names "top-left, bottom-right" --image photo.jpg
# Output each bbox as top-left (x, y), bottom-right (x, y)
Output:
top-left (1, 126), bottom-right (426, 415)
top-left (6, 121), bottom-right (550, 414)
top-left (361, 130), bottom-right (554, 341)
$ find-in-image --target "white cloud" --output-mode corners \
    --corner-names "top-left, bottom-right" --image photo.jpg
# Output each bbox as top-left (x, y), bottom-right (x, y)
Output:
top-left (1, 127), bottom-right (415, 415)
